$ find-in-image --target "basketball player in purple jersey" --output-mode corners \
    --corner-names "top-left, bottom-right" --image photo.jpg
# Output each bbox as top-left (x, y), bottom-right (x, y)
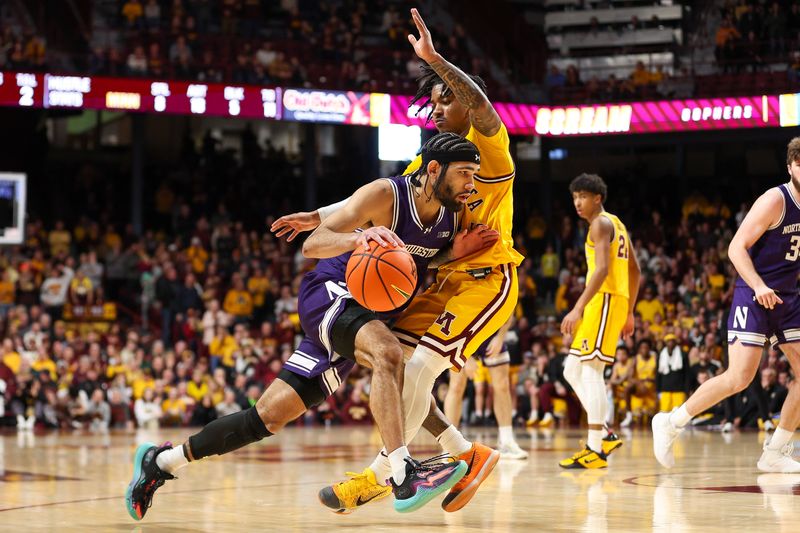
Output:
top-left (125, 133), bottom-right (500, 520)
top-left (653, 137), bottom-right (800, 473)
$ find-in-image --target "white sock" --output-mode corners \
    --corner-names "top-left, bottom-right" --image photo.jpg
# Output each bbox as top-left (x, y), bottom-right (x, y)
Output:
top-left (156, 444), bottom-right (189, 474)
top-left (669, 405), bottom-right (692, 428)
top-left (588, 429), bottom-right (603, 453)
top-left (368, 450), bottom-right (392, 486)
top-left (768, 427), bottom-right (794, 451)
top-left (435, 425), bottom-right (472, 457)
top-left (388, 446), bottom-right (410, 485)
top-left (498, 425), bottom-right (515, 446)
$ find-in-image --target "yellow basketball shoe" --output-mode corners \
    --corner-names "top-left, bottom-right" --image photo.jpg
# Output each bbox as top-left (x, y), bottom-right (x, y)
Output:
top-left (601, 432), bottom-right (623, 456)
top-left (318, 468), bottom-right (392, 514)
top-left (558, 447), bottom-right (608, 469)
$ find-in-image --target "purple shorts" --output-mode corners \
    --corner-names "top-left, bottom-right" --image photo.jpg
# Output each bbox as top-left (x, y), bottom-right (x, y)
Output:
top-left (282, 273), bottom-right (356, 397)
top-left (727, 286), bottom-right (800, 347)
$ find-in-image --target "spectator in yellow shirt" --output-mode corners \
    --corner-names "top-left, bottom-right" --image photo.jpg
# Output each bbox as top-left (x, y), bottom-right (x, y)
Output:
top-left (705, 263), bottom-right (726, 299)
top-left (223, 276), bottom-right (253, 323)
top-left (49, 220), bottom-right (72, 258)
top-left (631, 61), bottom-right (652, 87)
top-left (186, 237), bottom-right (209, 275)
top-left (209, 325), bottom-right (238, 371)
top-left (161, 387), bottom-right (188, 426)
top-left (555, 273), bottom-right (572, 317)
top-left (0, 269), bottom-right (15, 318)
top-left (635, 286), bottom-right (665, 324)
top-left (540, 244), bottom-right (559, 301)
top-left (131, 368), bottom-right (156, 400)
top-left (1, 338), bottom-right (21, 374)
top-left (247, 266), bottom-right (270, 320)
top-left (122, 0), bottom-right (144, 28)
top-left (32, 347), bottom-right (57, 380)
top-left (187, 368), bottom-right (209, 403)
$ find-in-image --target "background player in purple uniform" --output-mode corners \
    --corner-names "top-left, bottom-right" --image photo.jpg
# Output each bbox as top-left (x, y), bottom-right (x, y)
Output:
top-left (125, 133), bottom-right (498, 520)
top-left (653, 137), bottom-right (800, 473)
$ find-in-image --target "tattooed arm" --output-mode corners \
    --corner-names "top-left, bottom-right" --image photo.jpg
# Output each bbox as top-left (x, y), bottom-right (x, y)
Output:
top-left (407, 8), bottom-right (502, 137)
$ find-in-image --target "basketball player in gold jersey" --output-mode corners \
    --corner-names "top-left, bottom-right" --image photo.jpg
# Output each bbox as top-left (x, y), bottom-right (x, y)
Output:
top-left (272, 8), bottom-right (523, 513)
top-left (559, 174), bottom-right (641, 469)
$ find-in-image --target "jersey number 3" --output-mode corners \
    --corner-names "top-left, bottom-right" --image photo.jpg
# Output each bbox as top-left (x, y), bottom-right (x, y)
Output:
top-left (786, 236), bottom-right (800, 261)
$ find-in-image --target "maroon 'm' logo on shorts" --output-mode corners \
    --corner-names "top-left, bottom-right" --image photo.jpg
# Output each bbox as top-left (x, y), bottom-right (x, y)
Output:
top-left (435, 311), bottom-right (457, 336)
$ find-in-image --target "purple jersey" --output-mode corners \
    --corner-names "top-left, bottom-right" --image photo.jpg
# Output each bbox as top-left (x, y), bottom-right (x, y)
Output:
top-left (307, 174), bottom-right (458, 313)
top-left (286, 175), bottom-right (458, 396)
top-left (737, 183), bottom-right (800, 291)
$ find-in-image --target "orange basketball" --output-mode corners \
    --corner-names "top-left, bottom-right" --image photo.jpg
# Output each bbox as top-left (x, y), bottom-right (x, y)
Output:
top-left (346, 240), bottom-right (418, 312)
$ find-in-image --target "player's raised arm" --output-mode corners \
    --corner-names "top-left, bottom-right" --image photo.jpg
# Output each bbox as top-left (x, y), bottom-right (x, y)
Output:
top-left (408, 8), bottom-right (501, 137)
top-left (561, 216), bottom-right (613, 336)
top-left (728, 188), bottom-right (784, 309)
top-left (301, 181), bottom-right (403, 259)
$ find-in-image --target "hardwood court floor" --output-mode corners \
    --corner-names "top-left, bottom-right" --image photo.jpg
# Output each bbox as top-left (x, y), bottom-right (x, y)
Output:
top-left (1, 425), bottom-right (799, 532)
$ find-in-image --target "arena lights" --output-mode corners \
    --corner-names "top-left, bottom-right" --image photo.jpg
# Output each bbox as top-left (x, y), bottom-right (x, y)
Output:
top-left (0, 70), bottom-right (790, 136)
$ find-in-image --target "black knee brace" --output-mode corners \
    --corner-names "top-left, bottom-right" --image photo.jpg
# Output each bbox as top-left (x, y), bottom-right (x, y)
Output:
top-left (188, 406), bottom-right (272, 460)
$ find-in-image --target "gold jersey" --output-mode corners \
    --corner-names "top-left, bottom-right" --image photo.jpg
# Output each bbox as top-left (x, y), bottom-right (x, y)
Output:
top-left (612, 357), bottom-right (633, 385)
top-left (404, 123), bottom-right (524, 271)
top-left (636, 355), bottom-right (656, 382)
top-left (585, 211), bottom-right (630, 299)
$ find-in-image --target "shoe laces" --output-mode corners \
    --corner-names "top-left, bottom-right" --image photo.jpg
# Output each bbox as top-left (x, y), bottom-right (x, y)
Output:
top-left (336, 469), bottom-right (384, 500)
top-left (407, 453), bottom-right (454, 475)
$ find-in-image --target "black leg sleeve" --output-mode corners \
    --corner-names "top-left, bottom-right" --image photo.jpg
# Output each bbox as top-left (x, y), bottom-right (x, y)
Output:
top-left (188, 406), bottom-right (272, 460)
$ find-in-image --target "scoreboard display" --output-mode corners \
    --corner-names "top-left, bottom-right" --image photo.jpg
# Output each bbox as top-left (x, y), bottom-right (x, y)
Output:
top-left (0, 72), bottom-right (281, 119)
top-left (0, 70), bottom-right (795, 137)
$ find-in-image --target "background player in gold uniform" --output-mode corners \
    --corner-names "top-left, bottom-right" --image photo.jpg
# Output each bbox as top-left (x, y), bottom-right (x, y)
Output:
top-left (560, 174), bottom-right (641, 469)
top-left (272, 8), bottom-right (523, 512)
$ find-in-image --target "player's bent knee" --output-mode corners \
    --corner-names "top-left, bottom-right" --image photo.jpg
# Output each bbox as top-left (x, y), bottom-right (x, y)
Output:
top-left (369, 341), bottom-right (403, 375)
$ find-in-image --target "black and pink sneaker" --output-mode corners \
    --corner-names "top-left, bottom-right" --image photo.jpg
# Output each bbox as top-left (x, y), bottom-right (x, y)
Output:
top-left (125, 441), bottom-right (175, 521)
top-left (390, 454), bottom-right (467, 513)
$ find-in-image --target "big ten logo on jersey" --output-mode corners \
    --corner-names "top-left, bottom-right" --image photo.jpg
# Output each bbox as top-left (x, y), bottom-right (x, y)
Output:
top-left (733, 306), bottom-right (749, 329)
top-left (466, 189), bottom-right (483, 212)
top-left (435, 310), bottom-right (457, 336)
top-left (581, 338), bottom-right (589, 352)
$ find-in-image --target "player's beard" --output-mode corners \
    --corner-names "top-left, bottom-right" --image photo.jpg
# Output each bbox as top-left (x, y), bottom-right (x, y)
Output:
top-left (434, 178), bottom-right (464, 213)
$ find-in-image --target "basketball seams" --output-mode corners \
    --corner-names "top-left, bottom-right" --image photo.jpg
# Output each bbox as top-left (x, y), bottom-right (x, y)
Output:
top-left (346, 243), bottom-right (417, 312)
top-left (372, 250), bottom-right (417, 288)
top-left (345, 250), bottom-right (369, 286)
top-left (360, 248), bottom-right (371, 308)
top-left (372, 252), bottom-right (401, 308)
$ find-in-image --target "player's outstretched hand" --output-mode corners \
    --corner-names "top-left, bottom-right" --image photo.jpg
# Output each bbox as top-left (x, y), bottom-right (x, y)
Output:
top-left (356, 226), bottom-right (405, 250)
top-left (621, 312), bottom-right (635, 339)
top-left (408, 8), bottom-right (437, 63)
top-left (754, 284), bottom-right (783, 309)
top-left (452, 224), bottom-right (500, 260)
top-left (271, 211), bottom-right (321, 242)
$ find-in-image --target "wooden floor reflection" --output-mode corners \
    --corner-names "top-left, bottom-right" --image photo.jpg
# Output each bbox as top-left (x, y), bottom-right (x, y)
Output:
top-left (1, 425), bottom-right (799, 531)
